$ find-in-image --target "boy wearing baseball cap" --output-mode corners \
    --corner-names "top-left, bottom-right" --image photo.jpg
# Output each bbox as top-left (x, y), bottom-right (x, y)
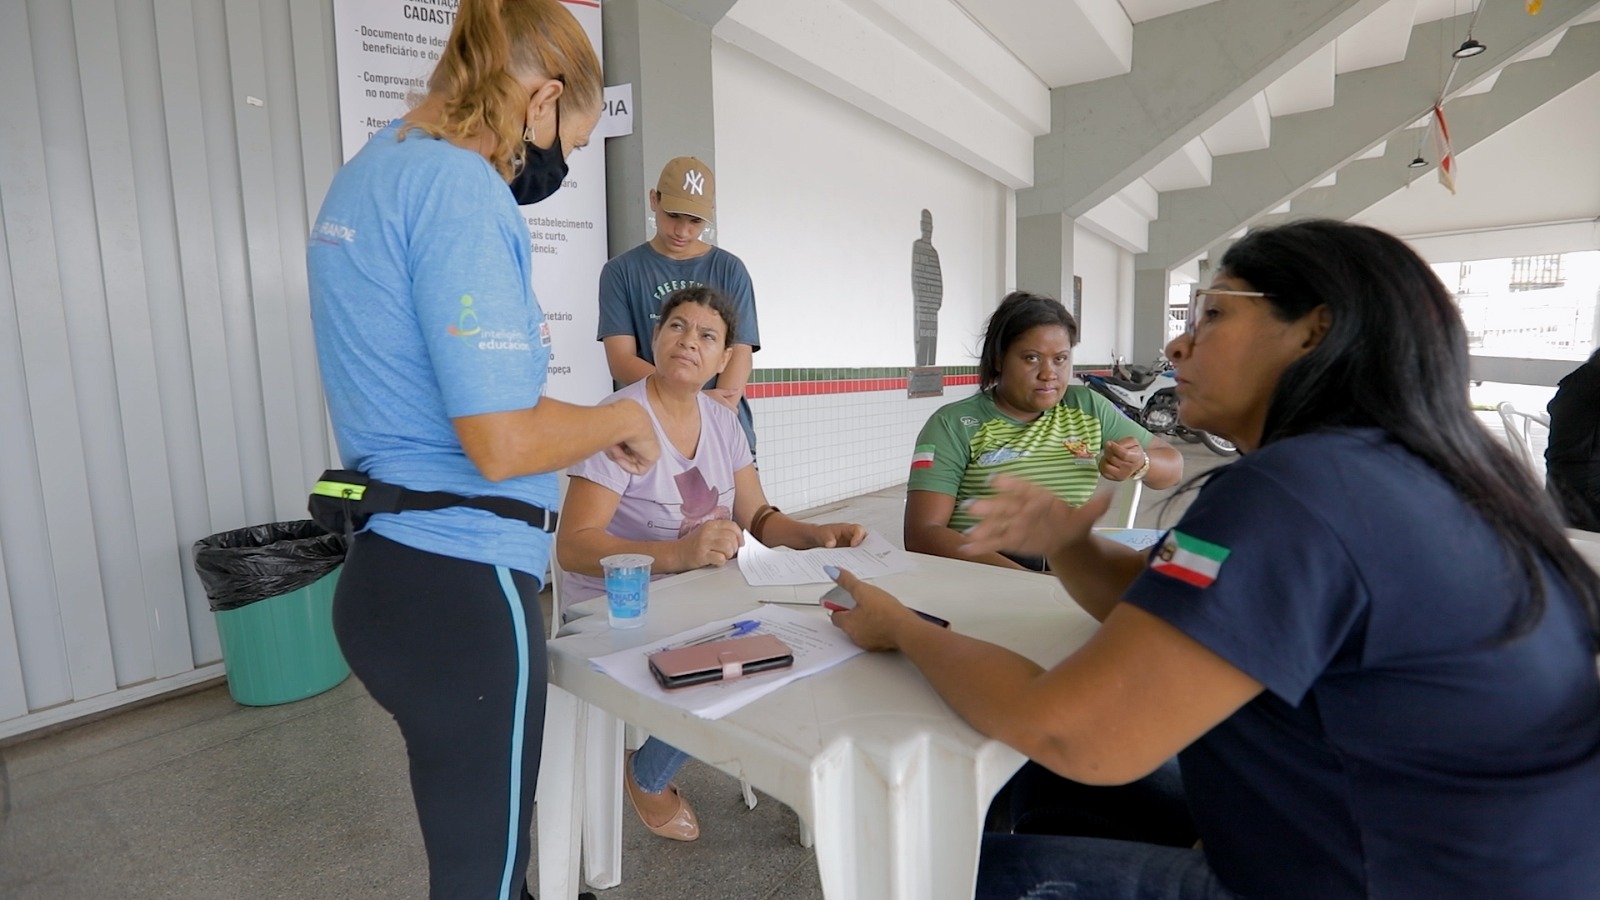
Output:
top-left (597, 157), bottom-right (761, 452)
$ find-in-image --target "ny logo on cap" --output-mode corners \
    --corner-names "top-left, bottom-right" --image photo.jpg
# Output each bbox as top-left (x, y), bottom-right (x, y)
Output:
top-left (682, 170), bottom-right (705, 195)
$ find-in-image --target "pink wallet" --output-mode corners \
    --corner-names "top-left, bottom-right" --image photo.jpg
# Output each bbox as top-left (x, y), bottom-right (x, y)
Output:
top-left (647, 634), bottom-right (795, 690)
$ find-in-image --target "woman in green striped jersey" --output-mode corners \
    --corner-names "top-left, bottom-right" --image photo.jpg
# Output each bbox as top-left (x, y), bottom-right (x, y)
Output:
top-left (904, 291), bottom-right (1182, 570)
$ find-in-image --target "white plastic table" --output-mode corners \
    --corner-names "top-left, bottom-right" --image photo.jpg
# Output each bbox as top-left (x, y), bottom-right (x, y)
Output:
top-left (534, 553), bottom-right (1101, 900)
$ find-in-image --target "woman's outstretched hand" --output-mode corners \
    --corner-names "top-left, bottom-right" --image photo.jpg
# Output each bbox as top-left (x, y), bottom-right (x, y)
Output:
top-left (959, 474), bottom-right (1111, 561)
top-left (811, 522), bottom-right (867, 549)
top-left (826, 566), bottom-right (920, 651)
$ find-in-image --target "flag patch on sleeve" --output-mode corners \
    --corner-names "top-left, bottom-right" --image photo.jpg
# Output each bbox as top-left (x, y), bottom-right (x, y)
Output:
top-left (910, 444), bottom-right (936, 469)
top-left (1150, 530), bottom-right (1230, 588)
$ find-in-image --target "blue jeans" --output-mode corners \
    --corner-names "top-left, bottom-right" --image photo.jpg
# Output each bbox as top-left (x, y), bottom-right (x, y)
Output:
top-left (977, 760), bottom-right (1237, 900)
top-left (978, 836), bottom-right (1235, 900)
top-left (629, 736), bottom-right (689, 793)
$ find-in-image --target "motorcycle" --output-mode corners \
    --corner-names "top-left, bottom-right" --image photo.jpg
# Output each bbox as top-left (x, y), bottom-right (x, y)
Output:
top-left (1079, 355), bottom-right (1239, 457)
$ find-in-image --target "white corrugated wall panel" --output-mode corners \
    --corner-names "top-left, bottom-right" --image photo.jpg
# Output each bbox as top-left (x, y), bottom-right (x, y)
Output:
top-left (0, 0), bottom-right (340, 740)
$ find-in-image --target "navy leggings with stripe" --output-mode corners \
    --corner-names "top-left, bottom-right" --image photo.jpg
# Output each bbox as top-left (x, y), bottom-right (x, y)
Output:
top-left (334, 531), bottom-right (546, 900)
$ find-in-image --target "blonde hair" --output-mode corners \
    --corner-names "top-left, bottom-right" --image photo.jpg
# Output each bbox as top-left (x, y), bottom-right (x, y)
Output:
top-left (403, 0), bottom-right (603, 179)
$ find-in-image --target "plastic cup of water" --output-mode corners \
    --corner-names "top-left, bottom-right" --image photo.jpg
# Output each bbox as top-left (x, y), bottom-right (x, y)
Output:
top-left (600, 553), bottom-right (652, 629)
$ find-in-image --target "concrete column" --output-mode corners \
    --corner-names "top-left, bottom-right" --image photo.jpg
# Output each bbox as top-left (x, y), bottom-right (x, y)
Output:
top-left (1116, 250), bottom-right (1136, 359)
top-left (1016, 212), bottom-right (1074, 305)
top-left (601, 0), bottom-right (720, 255)
top-left (1132, 266), bottom-right (1172, 364)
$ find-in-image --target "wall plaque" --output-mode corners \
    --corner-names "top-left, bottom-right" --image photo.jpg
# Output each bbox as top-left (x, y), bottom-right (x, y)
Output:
top-left (907, 366), bottom-right (944, 398)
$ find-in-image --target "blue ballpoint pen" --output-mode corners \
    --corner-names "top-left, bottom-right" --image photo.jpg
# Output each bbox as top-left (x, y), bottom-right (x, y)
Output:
top-left (663, 620), bottom-right (760, 650)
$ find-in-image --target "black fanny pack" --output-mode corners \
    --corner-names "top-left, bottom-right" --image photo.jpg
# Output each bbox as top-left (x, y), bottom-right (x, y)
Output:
top-left (308, 469), bottom-right (558, 537)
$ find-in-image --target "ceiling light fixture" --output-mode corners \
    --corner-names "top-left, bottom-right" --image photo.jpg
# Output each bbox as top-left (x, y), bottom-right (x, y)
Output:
top-left (1408, 156), bottom-right (1428, 168)
top-left (1452, 37), bottom-right (1487, 58)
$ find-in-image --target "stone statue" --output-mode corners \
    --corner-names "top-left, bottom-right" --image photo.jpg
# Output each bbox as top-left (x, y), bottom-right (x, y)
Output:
top-left (911, 209), bottom-right (943, 366)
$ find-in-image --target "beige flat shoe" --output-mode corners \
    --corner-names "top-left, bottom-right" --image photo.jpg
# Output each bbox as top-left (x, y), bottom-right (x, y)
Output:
top-left (624, 753), bottom-right (700, 842)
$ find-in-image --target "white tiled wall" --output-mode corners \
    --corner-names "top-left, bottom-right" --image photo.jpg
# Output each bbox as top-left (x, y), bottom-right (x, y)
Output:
top-left (752, 384), bottom-right (981, 512)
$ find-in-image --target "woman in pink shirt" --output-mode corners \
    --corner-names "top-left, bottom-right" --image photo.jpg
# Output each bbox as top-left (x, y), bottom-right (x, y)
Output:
top-left (559, 285), bottom-right (863, 841)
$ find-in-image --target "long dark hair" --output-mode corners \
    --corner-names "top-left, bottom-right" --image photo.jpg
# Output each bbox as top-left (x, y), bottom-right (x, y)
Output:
top-left (978, 291), bottom-right (1079, 392)
top-left (1220, 219), bottom-right (1600, 645)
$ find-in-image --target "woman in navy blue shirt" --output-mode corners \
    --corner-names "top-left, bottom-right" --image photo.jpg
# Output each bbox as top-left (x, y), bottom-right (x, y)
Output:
top-left (829, 220), bottom-right (1600, 899)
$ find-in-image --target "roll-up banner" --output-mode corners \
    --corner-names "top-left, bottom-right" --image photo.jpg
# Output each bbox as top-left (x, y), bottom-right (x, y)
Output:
top-left (331, 0), bottom-right (624, 404)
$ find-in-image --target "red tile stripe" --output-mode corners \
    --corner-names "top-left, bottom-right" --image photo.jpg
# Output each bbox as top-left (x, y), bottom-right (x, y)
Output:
top-left (746, 373), bottom-right (979, 400)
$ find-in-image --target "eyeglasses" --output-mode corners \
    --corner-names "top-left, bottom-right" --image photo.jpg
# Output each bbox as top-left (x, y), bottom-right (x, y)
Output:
top-left (1190, 287), bottom-right (1271, 303)
top-left (1180, 288), bottom-right (1274, 338)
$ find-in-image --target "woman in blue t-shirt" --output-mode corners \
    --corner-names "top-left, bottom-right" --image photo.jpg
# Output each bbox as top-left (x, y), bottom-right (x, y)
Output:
top-left (306, 3), bottom-right (656, 898)
top-left (827, 219), bottom-right (1600, 899)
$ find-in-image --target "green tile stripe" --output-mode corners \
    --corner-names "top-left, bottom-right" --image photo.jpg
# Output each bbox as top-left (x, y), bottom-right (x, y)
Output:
top-left (746, 366), bottom-right (980, 399)
top-left (747, 365), bottom-right (978, 383)
top-left (747, 365), bottom-right (1102, 383)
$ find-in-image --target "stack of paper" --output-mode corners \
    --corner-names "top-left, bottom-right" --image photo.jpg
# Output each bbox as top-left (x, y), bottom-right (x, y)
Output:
top-left (737, 529), bottom-right (913, 586)
top-left (588, 604), bottom-right (866, 719)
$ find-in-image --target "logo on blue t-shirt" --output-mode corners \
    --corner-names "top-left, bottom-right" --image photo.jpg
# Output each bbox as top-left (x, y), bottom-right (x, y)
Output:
top-left (651, 278), bottom-right (705, 300)
top-left (448, 294), bottom-right (481, 338)
top-left (445, 293), bottom-right (533, 352)
top-left (310, 218), bottom-right (357, 246)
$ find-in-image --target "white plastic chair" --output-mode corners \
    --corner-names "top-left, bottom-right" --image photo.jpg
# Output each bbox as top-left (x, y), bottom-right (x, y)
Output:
top-left (539, 474), bottom-right (629, 889)
top-left (1496, 401), bottom-right (1550, 481)
top-left (1104, 478), bottom-right (1144, 529)
top-left (539, 474), bottom-right (774, 893)
top-left (548, 471), bottom-right (574, 636)
top-left (548, 529), bottom-right (566, 638)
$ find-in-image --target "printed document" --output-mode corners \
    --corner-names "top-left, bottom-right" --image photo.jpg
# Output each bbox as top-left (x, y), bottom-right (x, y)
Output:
top-left (738, 529), bottom-right (913, 586)
top-left (589, 604), bottom-right (865, 719)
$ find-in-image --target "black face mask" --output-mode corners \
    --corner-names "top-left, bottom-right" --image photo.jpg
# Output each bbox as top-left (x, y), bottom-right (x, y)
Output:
top-left (509, 92), bottom-right (568, 206)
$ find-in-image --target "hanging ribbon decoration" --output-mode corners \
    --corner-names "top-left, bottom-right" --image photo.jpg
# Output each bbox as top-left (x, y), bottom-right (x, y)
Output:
top-left (1432, 104), bottom-right (1457, 195)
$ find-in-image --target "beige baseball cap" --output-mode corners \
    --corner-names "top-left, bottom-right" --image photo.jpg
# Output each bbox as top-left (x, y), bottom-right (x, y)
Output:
top-left (655, 156), bottom-right (715, 222)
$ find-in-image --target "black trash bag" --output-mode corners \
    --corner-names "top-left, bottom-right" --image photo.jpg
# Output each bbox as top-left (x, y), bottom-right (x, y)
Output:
top-left (192, 520), bottom-right (347, 612)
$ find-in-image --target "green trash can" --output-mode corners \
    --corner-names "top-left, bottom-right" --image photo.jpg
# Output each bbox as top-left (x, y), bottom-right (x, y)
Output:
top-left (193, 520), bottom-right (351, 706)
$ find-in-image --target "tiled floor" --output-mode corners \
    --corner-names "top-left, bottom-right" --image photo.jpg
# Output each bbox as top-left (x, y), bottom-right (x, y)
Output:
top-left (0, 441), bottom-right (1234, 900)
